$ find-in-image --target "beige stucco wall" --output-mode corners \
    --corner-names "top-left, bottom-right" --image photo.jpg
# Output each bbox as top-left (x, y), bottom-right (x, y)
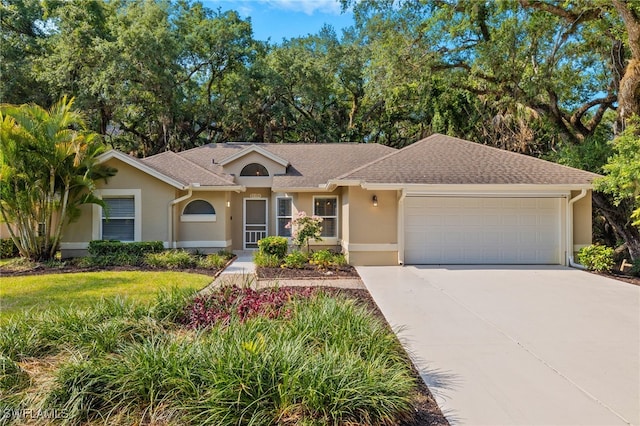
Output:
top-left (223, 151), bottom-right (287, 188)
top-left (572, 189), bottom-right (593, 252)
top-left (0, 222), bottom-right (13, 239)
top-left (343, 187), bottom-right (399, 265)
top-left (176, 192), bottom-right (229, 246)
top-left (61, 158), bottom-right (177, 254)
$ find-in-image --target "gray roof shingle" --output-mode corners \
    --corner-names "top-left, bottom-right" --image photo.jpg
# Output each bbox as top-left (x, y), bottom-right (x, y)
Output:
top-left (337, 134), bottom-right (599, 185)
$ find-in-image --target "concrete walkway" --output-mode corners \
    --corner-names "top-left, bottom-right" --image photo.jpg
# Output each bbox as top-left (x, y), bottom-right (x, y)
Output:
top-left (357, 265), bottom-right (640, 426)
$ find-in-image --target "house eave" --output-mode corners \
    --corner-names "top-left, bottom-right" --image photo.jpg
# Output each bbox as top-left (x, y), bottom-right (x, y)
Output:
top-left (218, 145), bottom-right (289, 167)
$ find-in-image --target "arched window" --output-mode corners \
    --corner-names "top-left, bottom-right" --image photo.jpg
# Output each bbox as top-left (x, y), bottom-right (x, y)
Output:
top-left (240, 163), bottom-right (269, 176)
top-left (183, 200), bottom-right (215, 215)
top-left (181, 200), bottom-right (217, 222)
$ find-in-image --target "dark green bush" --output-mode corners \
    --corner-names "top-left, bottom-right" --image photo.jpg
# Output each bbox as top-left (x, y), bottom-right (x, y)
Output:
top-left (577, 245), bottom-right (615, 272)
top-left (0, 238), bottom-right (19, 259)
top-left (283, 250), bottom-right (309, 269)
top-left (631, 259), bottom-right (640, 277)
top-left (257, 236), bottom-right (288, 259)
top-left (87, 240), bottom-right (164, 257)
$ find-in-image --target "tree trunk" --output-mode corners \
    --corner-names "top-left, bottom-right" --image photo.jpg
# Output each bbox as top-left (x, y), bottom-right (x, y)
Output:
top-left (592, 192), bottom-right (640, 260)
top-left (612, 0), bottom-right (640, 131)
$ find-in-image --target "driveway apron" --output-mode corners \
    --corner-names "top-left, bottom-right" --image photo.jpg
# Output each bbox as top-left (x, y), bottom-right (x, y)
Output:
top-left (357, 265), bottom-right (640, 426)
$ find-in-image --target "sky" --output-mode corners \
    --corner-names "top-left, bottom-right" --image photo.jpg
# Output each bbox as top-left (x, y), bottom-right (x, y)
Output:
top-left (201, 0), bottom-right (355, 42)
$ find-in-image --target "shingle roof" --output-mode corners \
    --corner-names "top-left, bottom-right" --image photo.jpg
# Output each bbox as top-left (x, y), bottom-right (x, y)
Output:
top-left (337, 134), bottom-right (599, 185)
top-left (141, 151), bottom-right (236, 187)
top-left (177, 143), bottom-right (396, 188)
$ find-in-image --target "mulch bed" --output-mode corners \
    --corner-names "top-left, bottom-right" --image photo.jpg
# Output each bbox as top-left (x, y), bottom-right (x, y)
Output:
top-left (256, 265), bottom-right (360, 279)
top-left (589, 269), bottom-right (640, 286)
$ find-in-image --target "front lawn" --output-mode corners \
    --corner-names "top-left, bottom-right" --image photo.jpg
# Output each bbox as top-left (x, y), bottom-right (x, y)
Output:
top-left (0, 271), bottom-right (212, 323)
top-left (0, 286), bottom-right (428, 425)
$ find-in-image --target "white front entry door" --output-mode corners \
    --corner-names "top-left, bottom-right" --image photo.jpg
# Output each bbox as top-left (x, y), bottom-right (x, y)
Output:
top-left (244, 198), bottom-right (268, 250)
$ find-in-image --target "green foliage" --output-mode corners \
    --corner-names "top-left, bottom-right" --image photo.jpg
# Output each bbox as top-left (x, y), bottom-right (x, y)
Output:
top-left (87, 240), bottom-right (164, 257)
top-left (253, 251), bottom-right (282, 268)
top-left (145, 250), bottom-right (197, 269)
top-left (9, 292), bottom-right (416, 425)
top-left (310, 250), bottom-right (347, 269)
top-left (289, 211), bottom-right (323, 252)
top-left (596, 118), bottom-right (640, 227)
top-left (0, 239), bottom-right (19, 259)
top-left (0, 355), bottom-right (30, 392)
top-left (578, 245), bottom-right (615, 272)
top-left (257, 236), bottom-right (288, 259)
top-left (0, 97), bottom-right (115, 261)
top-left (197, 253), bottom-right (228, 269)
top-left (283, 250), bottom-right (309, 269)
top-left (630, 259), bottom-right (640, 277)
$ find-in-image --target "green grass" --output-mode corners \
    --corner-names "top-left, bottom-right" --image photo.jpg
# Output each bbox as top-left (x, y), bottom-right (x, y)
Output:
top-left (0, 271), bottom-right (212, 323)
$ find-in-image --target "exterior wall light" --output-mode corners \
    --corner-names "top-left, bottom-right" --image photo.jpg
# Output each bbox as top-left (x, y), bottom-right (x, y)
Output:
top-left (227, 201), bottom-right (231, 208)
top-left (372, 195), bottom-right (378, 207)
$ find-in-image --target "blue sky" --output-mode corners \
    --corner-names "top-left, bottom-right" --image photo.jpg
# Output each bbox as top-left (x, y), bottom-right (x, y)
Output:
top-left (201, 0), bottom-right (355, 42)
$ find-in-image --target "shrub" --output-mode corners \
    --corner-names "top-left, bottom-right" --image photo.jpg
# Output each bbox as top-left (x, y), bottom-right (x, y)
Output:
top-left (197, 253), bottom-right (228, 269)
top-left (309, 250), bottom-right (347, 269)
top-left (181, 286), bottom-right (316, 328)
top-left (283, 250), bottom-right (309, 269)
top-left (145, 250), bottom-right (197, 269)
top-left (253, 251), bottom-right (282, 268)
top-left (577, 244), bottom-right (615, 272)
top-left (257, 236), bottom-right (288, 259)
top-left (0, 238), bottom-right (19, 259)
top-left (87, 240), bottom-right (164, 257)
top-left (288, 211), bottom-right (323, 252)
top-left (631, 259), bottom-right (640, 277)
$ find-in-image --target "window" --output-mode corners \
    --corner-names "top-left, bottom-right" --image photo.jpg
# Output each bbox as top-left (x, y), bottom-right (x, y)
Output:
top-left (276, 197), bottom-right (292, 237)
top-left (313, 197), bottom-right (337, 238)
top-left (183, 200), bottom-right (215, 215)
top-left (240, 163), bottom-right (269, 176)
top-left (102, 197), bottom-right (135, 241)
top-left (181, 199), bottom-right (216, 222)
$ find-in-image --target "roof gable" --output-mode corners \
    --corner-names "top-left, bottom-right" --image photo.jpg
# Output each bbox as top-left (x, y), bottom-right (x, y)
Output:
top-left (218, 145), bottom-right (289, 167)
top-left (97, 150), bottom-right (186, 189)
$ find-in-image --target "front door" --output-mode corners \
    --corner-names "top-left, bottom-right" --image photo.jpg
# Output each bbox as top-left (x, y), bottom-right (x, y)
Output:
top-left (244, 198), bottom-right (268, 250)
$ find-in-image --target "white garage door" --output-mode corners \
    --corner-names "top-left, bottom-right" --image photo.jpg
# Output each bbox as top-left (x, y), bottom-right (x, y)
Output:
top-left (404, 197), bottom-right (562, 264)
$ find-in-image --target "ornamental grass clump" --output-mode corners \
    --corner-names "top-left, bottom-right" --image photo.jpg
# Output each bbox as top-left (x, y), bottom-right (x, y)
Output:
top-left (1, 288), bottom-right (418, 425)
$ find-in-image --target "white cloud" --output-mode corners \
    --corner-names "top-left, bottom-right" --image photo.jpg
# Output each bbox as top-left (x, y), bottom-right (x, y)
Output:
top-left (258, 0), bottom-right (343, 15)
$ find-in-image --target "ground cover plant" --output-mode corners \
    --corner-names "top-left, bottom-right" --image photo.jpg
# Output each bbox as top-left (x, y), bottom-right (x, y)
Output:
top-left (0, 285), bottom-right (429, 425)
top-left (0, 271), bottom-right (212, 323)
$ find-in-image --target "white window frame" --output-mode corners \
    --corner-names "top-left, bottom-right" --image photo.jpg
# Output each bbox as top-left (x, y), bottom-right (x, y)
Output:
top-left (180, 199), bottom-right (217, 222)
top-left (276, 197), bottom-right (293, 238)
top-left (313, 195), bottom-right (338, 239)
top-left (92, 189), bottom-right (142, 242)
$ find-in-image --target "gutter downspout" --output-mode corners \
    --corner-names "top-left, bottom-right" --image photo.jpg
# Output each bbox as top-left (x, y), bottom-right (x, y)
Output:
top-left (567, 189), bottom-right (587, 268)
top-left (168, 185), bottom-right (194, 249)
top-left (398, 189), bottom-right (407, 265)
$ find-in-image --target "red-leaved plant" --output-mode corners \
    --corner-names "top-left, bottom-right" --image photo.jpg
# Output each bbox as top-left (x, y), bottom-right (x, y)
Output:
top-left (180, 285), bottom-right (316, 329)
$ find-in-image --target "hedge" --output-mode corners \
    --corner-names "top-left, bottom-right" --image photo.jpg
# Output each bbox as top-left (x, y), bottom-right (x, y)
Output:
top-left (87, 240), bottom-right (164, 257)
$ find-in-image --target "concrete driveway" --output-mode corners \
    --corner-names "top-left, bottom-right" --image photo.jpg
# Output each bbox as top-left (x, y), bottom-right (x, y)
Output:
top-left (356, 265), bottom-right (640, 426)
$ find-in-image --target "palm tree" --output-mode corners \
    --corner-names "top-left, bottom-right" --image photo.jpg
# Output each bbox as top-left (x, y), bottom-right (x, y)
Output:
top-left (0, 96), bottom-right (115, 260)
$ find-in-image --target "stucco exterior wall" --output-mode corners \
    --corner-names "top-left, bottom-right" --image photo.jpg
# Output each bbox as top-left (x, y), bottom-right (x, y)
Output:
top-left (343, 187), bottom-right (399, 265)
top-left (61, 158), bottom-right (177, 256)
top-left (572, 190), bottom-right (593, 252)
top-left (223, 152), bottom-right (286, 188)
top-left (176, 192), bottom-right (229, 248)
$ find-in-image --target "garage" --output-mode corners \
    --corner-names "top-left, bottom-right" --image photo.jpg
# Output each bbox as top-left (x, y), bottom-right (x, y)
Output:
top-left (404, 196), bottom-right (563, 264)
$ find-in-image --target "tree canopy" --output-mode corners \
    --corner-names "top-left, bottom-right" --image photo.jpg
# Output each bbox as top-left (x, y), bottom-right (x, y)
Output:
top-left (2, 0), bottom-right (639, 258)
